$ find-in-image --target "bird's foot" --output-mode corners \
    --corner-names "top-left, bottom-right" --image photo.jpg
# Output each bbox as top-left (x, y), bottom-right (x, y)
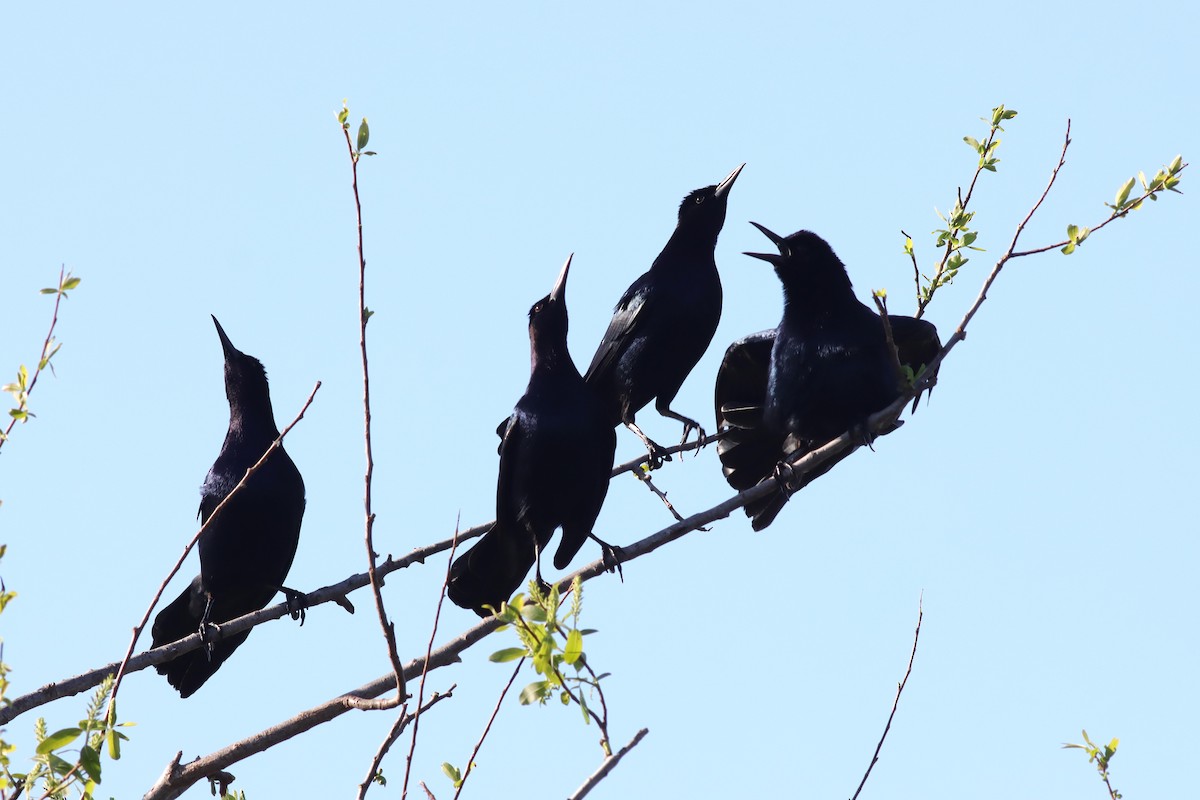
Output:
top-left (590, 535), bottom-right (626, 582)
top-left (281, 586), bottom-right (308, 626)
top-left (678, 421), bottom-right (708, 456)
top-left (643, 439), bottom-right (673, 470)
top-left (850, 420), bottom-right (881, 451)
top-left (198, 621), bottom-right (221, 661)
top-left (772, 460), bottom-right (802, 495)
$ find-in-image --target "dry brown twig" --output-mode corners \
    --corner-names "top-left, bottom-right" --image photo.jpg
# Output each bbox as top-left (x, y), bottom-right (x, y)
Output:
top-left (850, 598), bottom-right (923, 800)
top-left (341, 111), bottom-right (407, 705)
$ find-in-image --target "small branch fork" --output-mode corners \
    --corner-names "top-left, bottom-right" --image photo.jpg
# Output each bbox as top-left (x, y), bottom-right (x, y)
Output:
top-left (850, 598), bottom-right (923, 800)
top-left (341, 111), bottom-right (406, 704)
top-left (105, 381), bottom-right (322, 721)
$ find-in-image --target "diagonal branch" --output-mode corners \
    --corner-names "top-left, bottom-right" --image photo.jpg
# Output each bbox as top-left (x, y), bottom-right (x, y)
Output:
top-left (567, 728), bottom-right (650, 800)
top-left (850, 598), bottom-right (923, 800)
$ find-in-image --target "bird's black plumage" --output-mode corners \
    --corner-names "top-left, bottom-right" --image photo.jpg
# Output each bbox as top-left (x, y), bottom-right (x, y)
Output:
top-left (151, 316), bottom-right (306, 697)
top-left (584, 164), bottom-right (744, 461)
top-left (715, 226), bottom-right (940, 530)
top-left (449, 256), bottom-right (617, 617)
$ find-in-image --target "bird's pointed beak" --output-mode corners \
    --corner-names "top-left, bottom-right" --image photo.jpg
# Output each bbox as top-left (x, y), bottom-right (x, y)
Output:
top-left (748, 221), bottom-right (785, 248)
top-left (714, 163), bottom-right (745, 199)
top-left (743, 251), bottom-right (786, 266)
top-left (550, 253), bottom-right (572, 304)
top-left (211, 315), bottom-right (239, 357)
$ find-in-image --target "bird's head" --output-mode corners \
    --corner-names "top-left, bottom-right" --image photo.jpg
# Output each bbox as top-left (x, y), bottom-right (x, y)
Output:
top-left (211, 315), bottom-right (275, 424)
top-left (674, 163), bottom-right (745, 233)
top-left (743, 224), bottom-right (853, 297)
top-left (527, 254), bottom-right (573, 367)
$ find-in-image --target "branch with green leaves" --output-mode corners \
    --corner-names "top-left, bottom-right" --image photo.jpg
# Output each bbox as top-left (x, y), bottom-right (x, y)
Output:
top-left (1064, 730), bottom-right (1122, 800)
top-left (1, 269), bottom-right (81, 454)
top-left (908, 105), bottom-right (1016, 318)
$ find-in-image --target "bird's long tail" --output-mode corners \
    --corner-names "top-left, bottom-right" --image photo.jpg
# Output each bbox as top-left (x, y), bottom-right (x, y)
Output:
top-left (447, 523), bottom-right (537, 618)
top-left (150, 576), bottom-right (252, 698)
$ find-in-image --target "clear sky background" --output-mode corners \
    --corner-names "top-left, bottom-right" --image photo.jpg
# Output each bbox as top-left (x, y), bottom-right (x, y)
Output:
top-left (2, 2), bottom-right (1197, 798)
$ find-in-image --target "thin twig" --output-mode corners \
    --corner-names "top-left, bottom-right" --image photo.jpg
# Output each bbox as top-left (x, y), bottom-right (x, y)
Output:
top-left (342, 115), bottom-right (406, 703)
top-left (1, 266), bottom-right (73, 452)
top-left (356, 687), bottom-right (457, 800)
top-left (452, 659), bottom-right (525, 800)
top-left (357, 708), bottom-right (409, 800)
top-left (634, 471), bottom-right (687, 524)
top-left (567, 728), bottom-right (650, 800)
top-left (610, 430), bottom-right (725, 477)
top-left (850, 598), bottom-right (923, 800)
top-left (106, 381), bottom-right (322, 720)
top-left (871, 293), bottom-right (905, 389)
top-left (400, 522), bottom-right (462, 799)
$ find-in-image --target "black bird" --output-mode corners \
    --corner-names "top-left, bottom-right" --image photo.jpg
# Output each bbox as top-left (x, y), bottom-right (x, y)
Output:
top-left (151, 316), bottom-right (306, 697)
top-left (449, 255), bottom-right (617, 617)
top-left (584, 164), bottom-right (744, 463)
top-left (715, 226), bottom-right (941, 530)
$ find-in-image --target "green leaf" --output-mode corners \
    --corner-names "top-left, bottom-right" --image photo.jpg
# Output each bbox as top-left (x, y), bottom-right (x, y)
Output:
top-left (1061, 241), bottom-right (1076, 255)
top-left (62, 276), bottom-right (81, 291)
top-left (963, 135), bottom-right (981, 153)
top-left (36, 727), bottom-right (82, 755)
top-left (489, 647), bottom-right (527, 663)
top-left (441, 762), bottom-right (461, 784)
top-left (106, 728), bottom-right (121, 760)
top-left (79, 744), bottom-right (102, 782)
top-left (48, 753), bottom-right (76, 776)
top-left (560, 690), bottom-right (570, 706)
top-left (519, 681), bottom-right (548, 705)
top-left (39, 287), bottom-right (57, 295)
top-left (563, 629), bottom-right (583, 664)
top-left (903, 237), bottom-right (913, 256)
top-left (1115, 177), bottom-right (1135, 208)
top-left (337, 101), bottom-right (349, 126)
top-left (357, 117), bottom-right (370, 151)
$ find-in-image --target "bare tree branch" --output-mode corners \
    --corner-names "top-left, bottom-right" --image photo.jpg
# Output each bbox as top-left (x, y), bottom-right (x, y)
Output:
top-left (355, 686), bottom-right (457, 800)
top-left (452, 658), bottom-right (524, 800)
top-left (400, 525), bottom-right (461, 799)
top-left (849, 598), bottom-right (923, 800)
top-left (567, 728), bottom-right (649, 800)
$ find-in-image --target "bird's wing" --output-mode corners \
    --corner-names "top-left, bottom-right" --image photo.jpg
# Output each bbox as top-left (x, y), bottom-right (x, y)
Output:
top-left (889, 315), bottom-right (941, 373)
top-left (495, 413), bottom-right (515, 455)
top-left (584, 271), bottom-right (655, 382)
top-left (714, 329), bottom-right (776, 430)
top-left (494, 409), bottom-right (530, 525)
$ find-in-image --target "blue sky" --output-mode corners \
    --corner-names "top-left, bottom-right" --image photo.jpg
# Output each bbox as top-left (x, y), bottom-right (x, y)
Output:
top-left (2, 2), bottom-right (1197, 798)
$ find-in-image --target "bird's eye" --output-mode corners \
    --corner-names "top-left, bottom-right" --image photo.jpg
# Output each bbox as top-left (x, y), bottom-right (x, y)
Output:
top-left (695, 195), bottom-right (705, 204)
